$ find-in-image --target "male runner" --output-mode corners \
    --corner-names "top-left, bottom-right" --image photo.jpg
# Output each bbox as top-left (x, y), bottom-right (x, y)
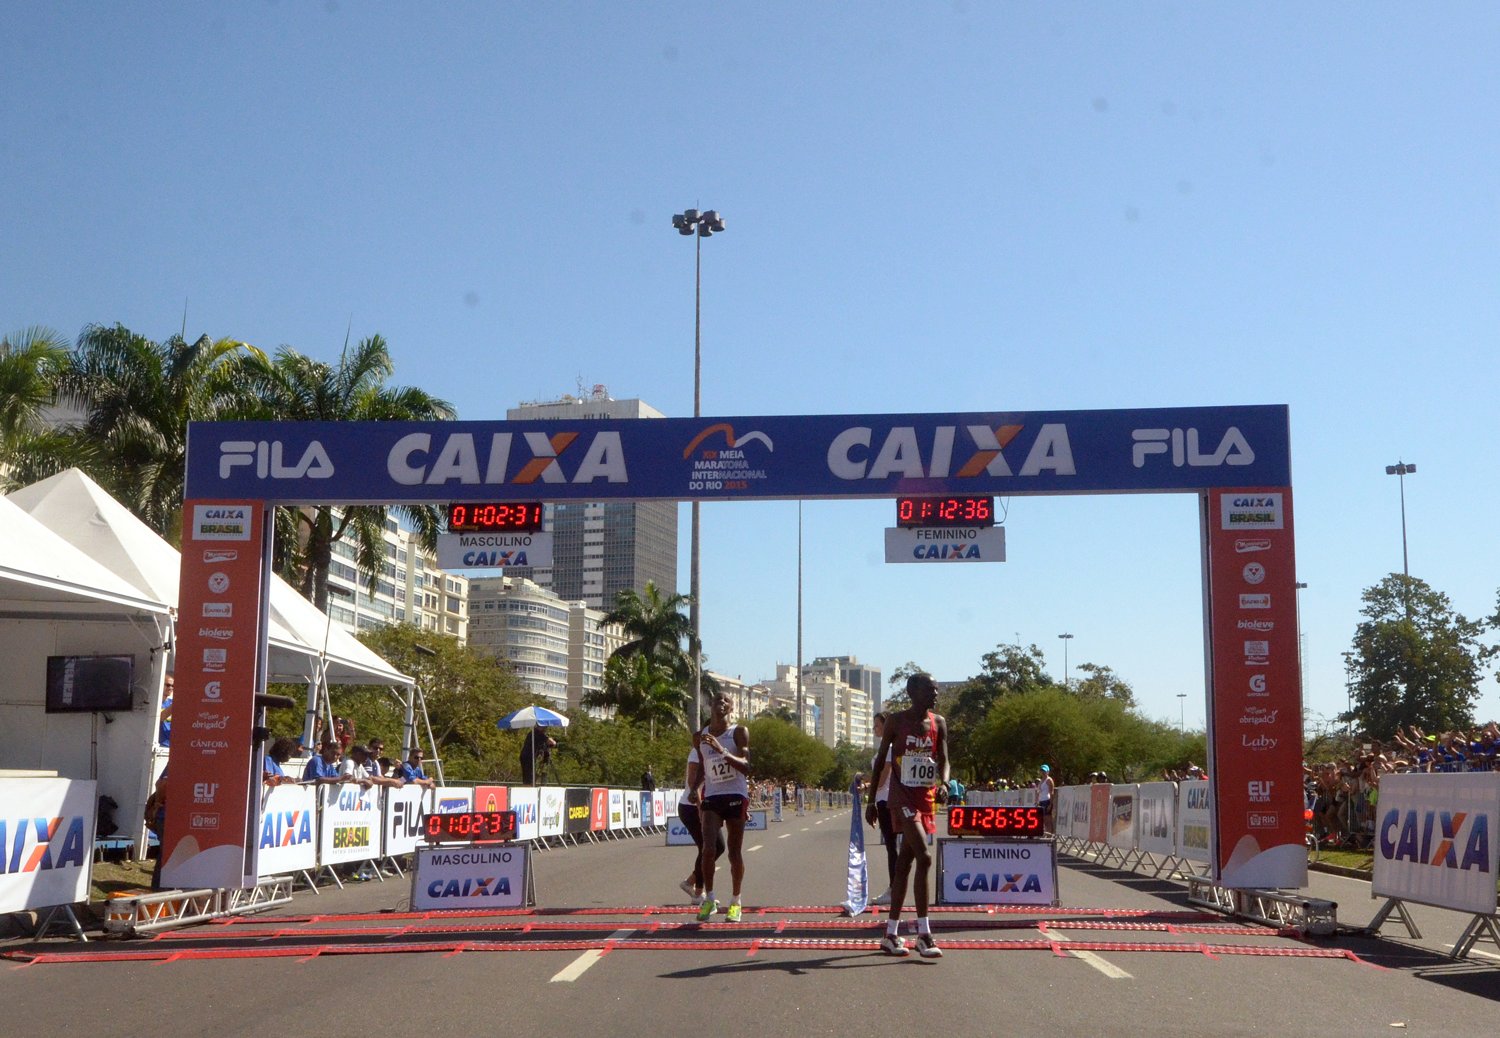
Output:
top-left (696, 691), bottom-right (751, 923)
top-left (865, 672), bottom-right (949, 958)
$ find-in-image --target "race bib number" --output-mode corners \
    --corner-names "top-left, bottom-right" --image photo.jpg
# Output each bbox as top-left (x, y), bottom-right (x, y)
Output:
top-left (707, 757), bottom-right (734, 784)
top-left (899, 754), bottom-right (937, 787)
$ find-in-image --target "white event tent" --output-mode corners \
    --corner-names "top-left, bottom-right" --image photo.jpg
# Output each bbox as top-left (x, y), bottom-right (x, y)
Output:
top-left (2, 469), bottom-right (413, 846)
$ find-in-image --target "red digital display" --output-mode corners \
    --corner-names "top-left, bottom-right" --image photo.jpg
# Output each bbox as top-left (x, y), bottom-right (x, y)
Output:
top-left (896, 496), bottom-right (995, 528)
top-left (946, 805), bottom-right (1044, 838)
top-left (424, 810), bottom-right (517, 843)
top-left (446, 503), bottom-right (544, 533)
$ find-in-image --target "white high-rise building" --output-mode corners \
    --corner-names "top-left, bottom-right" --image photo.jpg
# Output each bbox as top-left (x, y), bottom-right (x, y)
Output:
top-left (762, 659), bottom-right (876, 749)
top-left (324, 511), bottom-right (468, 642)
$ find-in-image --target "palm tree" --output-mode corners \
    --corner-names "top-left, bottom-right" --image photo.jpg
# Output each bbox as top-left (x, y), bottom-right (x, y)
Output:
top-left (0, 326), bottom-right (70, 479)
top-left (585, 653), bottom-right (687, 738)
top-left (602, 581), bottom-right (693, 666)
top-left (23, 324), bottom-right (263, 540)
top-left (237, 334), bottom-right (455, 611)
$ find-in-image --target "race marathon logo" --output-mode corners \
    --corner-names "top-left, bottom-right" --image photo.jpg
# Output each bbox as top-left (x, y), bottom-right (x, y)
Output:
top-left (682, 423), bottom-right (774, 493)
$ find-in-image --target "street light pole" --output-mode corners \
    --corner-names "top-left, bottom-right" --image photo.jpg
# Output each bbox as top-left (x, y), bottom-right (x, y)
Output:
top-left (1057, 633), bottom-right (1073, 688)
top-left (1384, 461), bottom-right (1416, 614)
top-left (1176, 692), bottom-right (1186, 733)
top-left (672, 207), bottom-right (726, 736)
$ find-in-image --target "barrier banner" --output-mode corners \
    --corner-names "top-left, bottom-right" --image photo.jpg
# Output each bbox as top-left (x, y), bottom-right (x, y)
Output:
top-left (0, 777), bottom-right (95, 913)
top-left (538, 787), bottom-right (566, 838)
top-left (937, 838), bottom-right (1057, 905)
top-left (651, 791), bottom-right (665, 826)
top-left (746, 809), bottom-right (768, 831)
top-left (1056, 785), bottom-right (1085, 841)
top-left (564, 788), bottom-right (592, 835)
top-left (318, 784), bottom-right (381, 866)
top-left (773, 787), bottom-right (783, 822)
top-left (1137, 782), bottom-right (1178, 857)
top-left (1108, 786), bottom-right (1139, 850)
top-left (473, 784), bottom-right (509, 814)
top-left (1176, 780), bottom-right (1212, 864)
top-left (840, 776), bottom-right (869, 916)
top-left (665, 815), bottom-right (695, 846)
top-left (411, 843), bottom-right (527, 910)
top-left (434, 787), bottom-right (474, 815)
top-left (1372, 772), bottom-right (1500, 916)
top-left (589, 788), bottom-right (608, 831)
top-left (1088, 784), bottom-right (1112, 843)
top-left (510, 787), bottom-right (539, 842)
top-left (256, 782), bottom-right (317, 876)
top-left (608, 789), bottom-right (625, 831)
top-left (385, 784), bottom-right (432, 857)
top-left (623, 792), bottom-right (642, 829)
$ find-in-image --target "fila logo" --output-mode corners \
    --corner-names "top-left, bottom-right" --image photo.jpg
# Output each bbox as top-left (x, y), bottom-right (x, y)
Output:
top-left (1131, 427), bottom-right (1254, 468)
top-left (220, 440), bottom-right (334, 480)
top-left (1248, 780), bottom-right (1273, 802)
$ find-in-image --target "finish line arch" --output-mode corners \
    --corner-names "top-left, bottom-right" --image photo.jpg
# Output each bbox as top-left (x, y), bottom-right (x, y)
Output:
top-left (166, 404), bottom-right (1302, 891)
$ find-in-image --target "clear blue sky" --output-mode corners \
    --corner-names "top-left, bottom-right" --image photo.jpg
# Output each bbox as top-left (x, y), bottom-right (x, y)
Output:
top-left (5, 4), bottom-right (1498, 732)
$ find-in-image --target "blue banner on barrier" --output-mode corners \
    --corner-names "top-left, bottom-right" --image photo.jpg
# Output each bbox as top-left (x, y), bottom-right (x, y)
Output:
top-left (841, 777), bottom-right (869, 917)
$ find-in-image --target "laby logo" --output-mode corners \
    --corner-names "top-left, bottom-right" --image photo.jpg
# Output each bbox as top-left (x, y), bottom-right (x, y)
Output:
top-left (1235, 538), bottom-right (1272, 553)
top-left (1240, 593), bottom-right (1271, 609)
top-left (1248, 780), bottom-right (1273, 802)
top-left (1242, 562), bottom-right (1266, 584)
top-left (192, 782), bottom-right (219, 803)
top-left (388, 431), bottom-right (625, 486)
top-left (682, 423), bottom-right (774, 458)
top-left (1132, 427), bottom-right (1254, 468)
top-left (954, 872), bottom-right (1044, 893)
top-left (1248, 674), bottom-right (1268, 696)
top-left (0, 816), bottom-right (88, 873)
top-left (1380, 809), bottom-right (1489, 871)
top-left (219, 440), bottom-right (334, 480)
top-left (1242, 734), bottom-right (1277, 751)
top-left (828, 424), bottom-right (1075, 480)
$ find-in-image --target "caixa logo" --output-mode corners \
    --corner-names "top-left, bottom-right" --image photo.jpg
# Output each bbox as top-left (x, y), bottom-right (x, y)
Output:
top-left (953, 871), bottom-right (1044, 893)
top-left (1, 816), bottom-right (88, 873)
top-left (1380, 809), bottom-right (1489, 871)
top-left (1131, 427), bottom-right (1254, 468)
top-left (219, 440), bottom-right (334, 479)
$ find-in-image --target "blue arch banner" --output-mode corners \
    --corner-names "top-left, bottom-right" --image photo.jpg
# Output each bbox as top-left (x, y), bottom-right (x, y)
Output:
top-left (186, 404), bottom-right (1289, 504)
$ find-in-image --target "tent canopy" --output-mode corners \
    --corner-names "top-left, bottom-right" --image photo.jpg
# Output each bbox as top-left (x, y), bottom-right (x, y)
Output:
top-left (7, 469), bottom-right (410, 686)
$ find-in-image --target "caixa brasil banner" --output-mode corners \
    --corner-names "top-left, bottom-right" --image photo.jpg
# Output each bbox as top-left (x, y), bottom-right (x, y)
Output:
top-left (185, 406), bottom-right (1290, 504)
top-left (1372, 773), bottom-right (1499, 916)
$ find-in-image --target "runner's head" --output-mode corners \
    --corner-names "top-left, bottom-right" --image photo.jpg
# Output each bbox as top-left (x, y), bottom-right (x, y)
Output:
top-left (873, 712), bottom-right (887, 739)
top-left (905, 672), bottom-right (937, 711)
top-left (711, 691), bottom-right (734, 723)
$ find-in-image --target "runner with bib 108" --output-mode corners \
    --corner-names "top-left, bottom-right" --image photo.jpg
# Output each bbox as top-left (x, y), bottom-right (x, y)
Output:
top-left (696, 691), bottom-right (752, 923)
top-left (866, 672), bottom-right (949, 958)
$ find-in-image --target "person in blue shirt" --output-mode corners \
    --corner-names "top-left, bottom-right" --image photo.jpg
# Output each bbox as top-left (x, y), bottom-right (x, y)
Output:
top-left (301, 740), bottom-right (347, 785)
top-left (399, 747), bottom-right (436, 790)
top-left (264, 737), bottom-right (297, 787)
top-left (157, 675), bottom-right (173, 746)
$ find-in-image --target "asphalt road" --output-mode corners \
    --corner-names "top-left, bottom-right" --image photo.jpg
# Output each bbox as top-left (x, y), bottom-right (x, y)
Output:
top-left (5, 808), bottom-right (1500, 1038)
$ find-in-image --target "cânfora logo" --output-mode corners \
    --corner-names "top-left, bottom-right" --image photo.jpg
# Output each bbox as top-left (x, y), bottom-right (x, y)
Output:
top-left (827, 424), bottom-right (1075, 480)
top-left (1131, 427), bottom-right (1254, 468)
top-left (220, 440), bottom-right (334, 480)
top-left (1379, 809), bottom-right (1490, 871)
top-left (388, 431), bottom-right (626, 486)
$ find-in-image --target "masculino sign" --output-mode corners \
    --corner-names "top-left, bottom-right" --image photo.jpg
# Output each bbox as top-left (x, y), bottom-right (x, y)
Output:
top-left (186, 406), bottom-right (1291, 504)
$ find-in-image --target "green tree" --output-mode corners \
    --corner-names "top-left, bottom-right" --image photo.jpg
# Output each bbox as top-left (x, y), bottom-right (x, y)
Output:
top-left (1346, 575), bottom-right (1492, 736)
top-left (586, 652), bottom-right (688, 737)
top-left (23, 323), bottom-right (264, 540)
top-left (0, 326), bottom-right (70, 476)
top-left (747, 716), bottom-right (834, 785)
top-left (1071, 662), bottom-right (1136, 706)
top-left (237, 335), bottom-right (454, 610)
top-left (883, 660), bottom-right (932, 713)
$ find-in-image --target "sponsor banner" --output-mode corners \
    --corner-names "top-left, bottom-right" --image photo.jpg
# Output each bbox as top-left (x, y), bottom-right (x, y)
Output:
top-left (1087, 784), bottom-right (1112, 844)
top-left (411, 844), bottom-right (527, 910)
top-left (510, 787), bottom-right (539, 842)
top-left (623, 792), bottom-right (642, 829)
top-left (1372, 773), bottom-right (1500, 916)
top-left (318, 784), bottom-right (382, 866)
top-left (385, 785), bottom-right (432, 857)
top-left (589, 788), bottom-right (608, 831)
top-left (665, 815), bottom-right (696, 846)
top-left (0, 778), bottom-right (95, 913)
top-left (473, 785), bottom-right (509, 815)
top-left (564, 788), bottom-right (592, 835)
top-left (938, 839), bottom-right (1056, 905)
top-left (1176, 780), bottom-right (1213, 864)
top-left (436, 531), bottom-right (553, 570)
top-left (1054, 786), bottom-right (1082, 841)
top-left (1206, 488), bottom-right (1305, 888)
top-left (746, 809), bottom-right (768, 831)
top-left (434, 787), bottom-right (474, 815)
top-left (651, 791), bottom-right (666, 826)
top-left (664, 789), bottom-right (681, 817)
top-left (164, 499), bottom-right (266, 890)
top-left (186, 407), bottom-right (1292, 503)
top-left (1136, 782), bottom-right (1178, 857)
top-left (1107, 786), bottom-right (1138, 850)
top-left (608, 789), bottom-right (625, 831)
top-left (256, 783), bottom-right (317, 876)
top-left (883, 525), bottom-right (1005, 564)
top-left (538, 787), bottom-right (566, 838)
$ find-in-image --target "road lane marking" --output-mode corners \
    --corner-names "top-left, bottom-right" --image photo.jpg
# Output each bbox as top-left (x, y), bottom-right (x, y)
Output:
top-left (1049, 929), bottom-right (1132, 979)
top-left (778, 833), bottom-right (791, 839)
top-left (551, 928), bottom-right (634, 983)
top-left (747, 844), bottom-right (763, 852)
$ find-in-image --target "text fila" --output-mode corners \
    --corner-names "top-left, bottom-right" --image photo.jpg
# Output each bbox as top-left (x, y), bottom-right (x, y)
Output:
top-left (1131, 427), bottom-right (1255, 468)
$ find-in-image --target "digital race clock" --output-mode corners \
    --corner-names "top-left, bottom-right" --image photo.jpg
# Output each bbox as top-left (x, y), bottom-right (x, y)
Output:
top-left (895, 496), bottom-right (995, 528)
top-left (424, 810), bottom-right (518, 843)
top-left (446, 503), bottom-right (545, 533)
top-left (946, 805), bottom-right (1044, 838)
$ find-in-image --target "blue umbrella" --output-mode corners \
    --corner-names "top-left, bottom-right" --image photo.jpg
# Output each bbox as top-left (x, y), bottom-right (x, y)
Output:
top-left (496, 705), bottom-right (570, 730)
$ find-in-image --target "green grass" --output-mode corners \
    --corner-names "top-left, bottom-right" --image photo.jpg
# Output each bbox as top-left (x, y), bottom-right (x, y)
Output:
top-left (1314, 846), bottom-right (1373, 872)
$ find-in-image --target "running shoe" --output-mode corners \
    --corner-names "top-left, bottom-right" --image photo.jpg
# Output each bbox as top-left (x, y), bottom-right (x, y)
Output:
top-left (873, 888), bottom-right (891, 905)
top-left (679, 879), bottom-right (700, 900)
top-left (913, 933), bottom-right (943, 959)
top-left (696, 898), bottom-right (717, 922)
top-left (878, 933), bottom-right (909, 957)
top-left (726, 903), bottom-right (743, 923)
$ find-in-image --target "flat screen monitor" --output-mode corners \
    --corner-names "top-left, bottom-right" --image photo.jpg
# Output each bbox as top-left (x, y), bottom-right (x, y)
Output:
top-left (45, 654), bottom-right (135, 713)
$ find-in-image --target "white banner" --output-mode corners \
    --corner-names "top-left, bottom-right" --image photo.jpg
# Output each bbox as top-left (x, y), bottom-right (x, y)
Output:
top-left (385, 785), bottom-right (433, 857)
top-left (256, 783), bottom-right (317, 876)
top-left (410, 843), bottom-right (528, 909)
top-left (510, 787), bottom-right (539, 842)
top-left (884, 525), bottom-right (1005, 564)
top-left (1107, 785), bottom-right (1138, 851)
top-left (0, 777), bottom-right (95, 913)
top-left (1136, 782), bottom-right (1178, 857)
top-left (608, 789), bottom-right (625, 831)
top-left (651, 791), bottom-right (665, 826)
top-left (1372, 772), bottom-right (1500, 916)
top-left (433, 787), bottom-right (474, 815)
top-left (1176, 780), bottom-right (1212, 864)
top-left (538, 787), bottom-right (566, 838)
top-left (318, 785), bottom-right (382, 865)
top-left (1056, 786), bottom-right (1086, 841)
top-left (938, 838), bottom-right (1056, 905)
top-left (623, 792), bottom-right (643, 829)
top-left (436, 531), bottom-right (552, 569)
